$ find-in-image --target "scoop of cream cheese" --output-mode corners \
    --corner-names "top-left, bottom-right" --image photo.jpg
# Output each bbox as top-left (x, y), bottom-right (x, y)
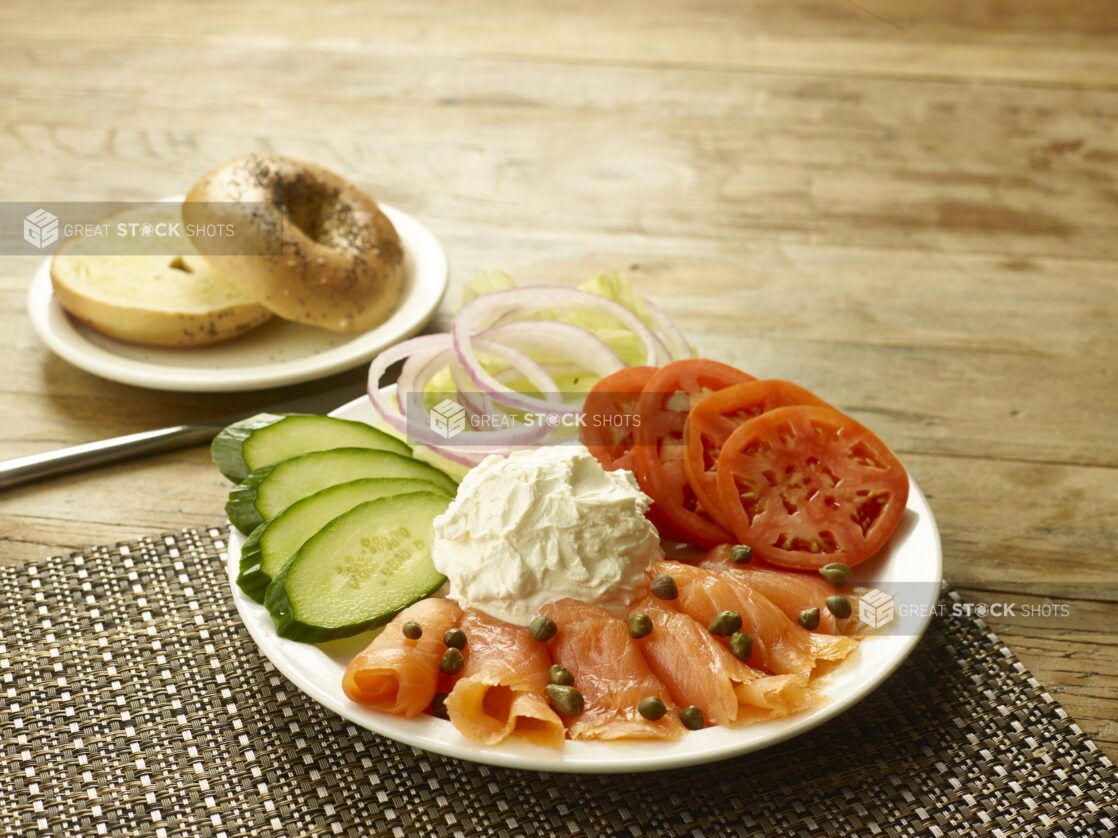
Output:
top-left (431, 443), bottom-right (662, 625)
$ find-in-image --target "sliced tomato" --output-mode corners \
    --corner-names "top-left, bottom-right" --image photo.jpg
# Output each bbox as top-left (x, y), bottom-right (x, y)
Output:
top-left (580, 365), bottom-right (691, 540)
top-left (715, 405), bottom-right (909, 569)
top-left (580, 366), bottom-right (656, 473)
top-left (632, 359), bottom-right (755, 546)
top-left (683, 380), bottom-right (834, 531)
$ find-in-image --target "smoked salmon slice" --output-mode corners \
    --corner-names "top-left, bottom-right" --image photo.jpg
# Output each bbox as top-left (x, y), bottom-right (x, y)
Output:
top-left (342, 597), bottom-right (464, 717)
top-left (631, 597), bottom-right (815, 726)
top-left (652, 560), bottom-right (857, 676)
top-left (700, 545), bottom-right (858, 635)
top-left (445, 609), bottom-right (565, 749)
top-left (541, 598), bottom-right (685, 741)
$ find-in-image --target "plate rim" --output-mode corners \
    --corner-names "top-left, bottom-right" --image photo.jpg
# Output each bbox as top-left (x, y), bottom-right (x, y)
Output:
top-left (226, 395), bottom-right (943, 773)
top-left (26, 200), bottom-right (448, 392)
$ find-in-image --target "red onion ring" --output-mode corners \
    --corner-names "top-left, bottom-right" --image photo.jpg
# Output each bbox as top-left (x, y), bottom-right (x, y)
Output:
top-left (452, 287), bottom-right (664, 415)
top-left (643, 296), bottom-right (693, 360)
top-left (367, 284), bottom-right (691, 467)
top-left (368, 334), bottom-right (552, 462)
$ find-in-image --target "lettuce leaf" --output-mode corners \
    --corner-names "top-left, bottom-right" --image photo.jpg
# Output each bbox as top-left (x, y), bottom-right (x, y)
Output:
top-left (459, 269), bottom-right (518, 309)
top-left (577, 271), bottom-right (655, 329)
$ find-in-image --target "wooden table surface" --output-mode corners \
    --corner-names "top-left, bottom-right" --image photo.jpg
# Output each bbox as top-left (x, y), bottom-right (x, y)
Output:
top-left (1, 1), bottom-right (1115, 759)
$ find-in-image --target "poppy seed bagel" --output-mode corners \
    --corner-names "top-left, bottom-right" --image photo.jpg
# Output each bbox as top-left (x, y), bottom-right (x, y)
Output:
top-left (183, 154), bottom-right (405, 332)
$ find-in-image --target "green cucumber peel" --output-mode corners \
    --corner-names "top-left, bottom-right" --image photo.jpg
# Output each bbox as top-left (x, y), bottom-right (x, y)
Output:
top-left (235, 476), bottom-right (451, 603)
top-left (226, 447), bottom-right (457, 536)
top-left (211, 413), bottom-right (287, 483)
top-left (263, 491), bottom-right (451, 643)
top-left (225, 464), bottom-right (275, 534)
top-left (213, 412), bottom-right (413, 484)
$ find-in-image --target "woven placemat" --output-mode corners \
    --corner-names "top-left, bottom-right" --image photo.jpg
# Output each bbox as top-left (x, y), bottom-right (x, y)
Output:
top-left (1, 528), bottom-right (1115, 838)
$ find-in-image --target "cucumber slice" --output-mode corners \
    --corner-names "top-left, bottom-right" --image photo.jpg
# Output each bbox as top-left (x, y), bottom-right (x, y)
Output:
top-left (212, 413), bottom-right (412, 483)
top-left (237, 477), bottom-right (451, 603)
top-left (264, 491), bottom-right (452, 642)
top-left (226, 447), bottom-right (458, 534)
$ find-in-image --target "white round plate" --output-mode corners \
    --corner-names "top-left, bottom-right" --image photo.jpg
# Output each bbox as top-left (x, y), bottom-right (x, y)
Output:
top-left (27, 201), bottom-right (448, 392)
top-left (227, 396), bottom-right (942, 773)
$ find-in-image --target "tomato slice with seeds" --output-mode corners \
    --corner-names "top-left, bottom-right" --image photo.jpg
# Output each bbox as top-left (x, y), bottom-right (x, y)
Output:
top-left (632, 359), bottom-right (755, 546)
top-left (580, 366), bottom-right (656, 473)
top-left (683, 380), bottom-right (835, 532)
top-left (581, 365), bottom-right (693, 540)
top-left (715, 405), bottom-right (909, 569)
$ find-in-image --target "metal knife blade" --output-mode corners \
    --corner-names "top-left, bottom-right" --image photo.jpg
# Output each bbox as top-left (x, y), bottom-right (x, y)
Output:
top-left (0, 382), bottom-right (366, 491)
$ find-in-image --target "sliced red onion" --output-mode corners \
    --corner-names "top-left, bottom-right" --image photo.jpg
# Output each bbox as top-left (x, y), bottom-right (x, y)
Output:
top-left (368, 334), bottom-right (449, 439)
top-left (452, 323), bottom-right (620, 421)
top-left (453, 288), bottom-right (662, 417)
top-left (459, 323), bottom-right (623, 418)
top-left (393, 337), bottom-right (560, 451)
top-left (481, 321), bottom-right (624, 378)
top-left (435, 352), bottom-right (525, 427)
top-left (643, 296), bottom-right (694, 360)
top-left (454, 285), bottom-right (670, 371)
top-left (459, 343), bottom-right (571, 417)
top-left (399, 335), bottom-right (563, 420)
top-left (368, 334), bottom-right (551, 458)
top-left (449, 362), bottom-right (492, 418)
top-left (449, 362), bottom-right (548, 419)
top-left (469, 338), bottom-right (562, 399)
top-left (367, 283), bottom-right (692, 467)
top-left (482, 289), bottom-right (679, 363)
top-left (396, 344), bottom-right (455, 412)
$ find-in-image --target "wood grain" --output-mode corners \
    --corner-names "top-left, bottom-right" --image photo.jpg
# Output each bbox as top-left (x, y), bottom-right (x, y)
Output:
top-left (0, 0), bottom-right (1114, 761)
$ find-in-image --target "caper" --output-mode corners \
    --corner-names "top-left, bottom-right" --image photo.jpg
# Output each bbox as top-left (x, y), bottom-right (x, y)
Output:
top-left (443, 628), bottom-right (467, 649)
top-left (401, 620), bottom-right (422, 640)
top-left (549, 664), bottom-right (574, 686)
top-left (825, 595), bottom-right (852, 619)
top-left (429, 692), bottom-right (449, 720)
top-left (528, 615), bottom-right (558, 642)
top-left (798, 607), bottom-right (821, 631)
top-left (628, 612), bottom-right (653, 639)
top-left (729, 631), bottom-right (753, 662)
top-left (679, 705), bottom-right (704, 730)
top-left (546, 684), bottom-right (584, 716)
top-left (439, 647), bottom-right (465, 674)
top-left (650, 574), bottom-right (678, 600)
top-left (729, 544), bottom-right (753, 564)
top-left (819, 562), bottom-right (852, 587)
top-left (708, 610), bottom-right (742, 637)
top-left (637, 696), bottom-right (667, 721)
